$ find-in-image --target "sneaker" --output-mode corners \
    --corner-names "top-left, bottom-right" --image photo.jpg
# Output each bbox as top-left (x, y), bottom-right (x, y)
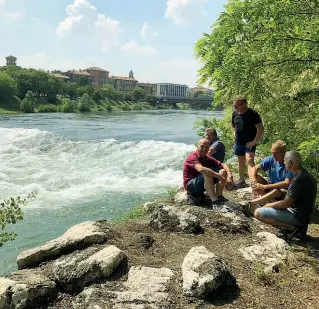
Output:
top-left (218, 195), bottom-right (228, 204)
top-left (187, 194), bottom-right (205, 206)
top-left (211, 199), bottom-right (224, 210)
top-left (235, 179), bottom-right (246, 188)
top-left (286, 226), bottom-right (308, 240)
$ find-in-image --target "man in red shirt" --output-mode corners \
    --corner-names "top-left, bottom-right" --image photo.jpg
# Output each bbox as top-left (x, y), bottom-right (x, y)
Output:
top-left (183, 138), bottom-right (234, 206)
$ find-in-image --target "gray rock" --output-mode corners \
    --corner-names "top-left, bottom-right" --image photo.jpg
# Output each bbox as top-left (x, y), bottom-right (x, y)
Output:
top-left (239, 232), bottom-right (290, 271)
top-left (182, 246), bottom-right (236, 299)
top-left (143, 202), bottom-right (158, 213)
top-left (211, 212), bottom-right (251, 234)
top-left (49, 245), bottom-right (126, 292)
top-left (0, 270), bottom-right (56, 309)
top-left (17, 221), bottom-right (110, 270)
top-left (173, 190), bottom-right (188, 204)
top-left (150, 204), bottom-right (200, 233)
top-left (74, 266), bottom-right (174, 309)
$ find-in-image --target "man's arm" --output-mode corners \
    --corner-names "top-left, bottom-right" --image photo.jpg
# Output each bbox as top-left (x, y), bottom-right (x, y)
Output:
top-left (264, 194), bottom-right (294, 210)
top-left (195, 164), bottom-right (224, 180)
top-left (261, 178), bottom-right (292, 191)
top-left (251, 164), bottom-right (262, 183)
top-left (247, 123), bottom-right (264, 148)
top-left (220, 162), bottom-right (233, 180)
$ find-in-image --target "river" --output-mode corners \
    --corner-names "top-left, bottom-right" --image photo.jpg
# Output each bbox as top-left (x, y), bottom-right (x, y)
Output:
top-left (0, 110), bottom-right (222, 275)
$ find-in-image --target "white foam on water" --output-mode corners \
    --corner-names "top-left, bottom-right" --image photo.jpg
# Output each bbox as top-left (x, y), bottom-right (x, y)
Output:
top-left (0, 127), bottom-right (195, 209)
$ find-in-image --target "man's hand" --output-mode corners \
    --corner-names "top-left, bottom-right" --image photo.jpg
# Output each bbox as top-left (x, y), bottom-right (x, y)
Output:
top-left (226, 175), bottom-right (234, 184)
top-left (246, 141), bottom-right (257, 149)
top-left (252, 183), bottom-right (266, 190)
top-left (208, 147), bottom-right (214, 155)
top-left (219, 175), bottom-right (226, 182)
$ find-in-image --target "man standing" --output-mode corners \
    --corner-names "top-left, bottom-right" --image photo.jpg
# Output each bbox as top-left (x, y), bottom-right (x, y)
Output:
top-left (183, 138), bottom-right (234, 206)
top-left (205, 128), bottom-right (226, 163)
top-left (254, 151), bottom-right (317, 237)
top-left (232, 97), bottom-right (264, 187)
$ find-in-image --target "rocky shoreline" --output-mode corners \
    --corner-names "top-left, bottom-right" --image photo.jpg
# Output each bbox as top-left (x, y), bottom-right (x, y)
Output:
top-left (1, 188), bottom-right (318, 309)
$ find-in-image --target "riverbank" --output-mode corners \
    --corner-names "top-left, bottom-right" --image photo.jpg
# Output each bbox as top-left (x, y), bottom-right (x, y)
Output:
top-left (1, 188), bottom-right (318, 309)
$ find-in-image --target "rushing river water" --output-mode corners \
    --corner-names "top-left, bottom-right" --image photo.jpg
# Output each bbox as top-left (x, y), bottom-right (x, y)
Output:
top-left (0, 110), bottom-right (222, 274)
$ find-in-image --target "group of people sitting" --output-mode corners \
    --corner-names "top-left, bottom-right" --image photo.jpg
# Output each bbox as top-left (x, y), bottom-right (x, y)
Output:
top-left (183, 97), bottom-right (317, 238)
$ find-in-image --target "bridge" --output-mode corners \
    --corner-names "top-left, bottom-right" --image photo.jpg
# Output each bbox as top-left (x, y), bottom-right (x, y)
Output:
top-left (156, 96), bottom-right (213, 109)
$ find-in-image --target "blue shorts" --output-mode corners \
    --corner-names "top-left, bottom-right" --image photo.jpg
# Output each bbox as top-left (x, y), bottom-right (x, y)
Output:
top-left (257, 207), bottom-right (298, 225)
top-left (187, 174), bottom-right (218, 197)
top-left (233, 144), bottom-right (256, 156)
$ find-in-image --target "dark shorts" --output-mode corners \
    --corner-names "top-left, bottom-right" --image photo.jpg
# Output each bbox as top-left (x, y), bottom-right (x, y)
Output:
top-left (187, 174), bottom-right (218, 197)
top-left (233, 144), bottom-right (256, 156)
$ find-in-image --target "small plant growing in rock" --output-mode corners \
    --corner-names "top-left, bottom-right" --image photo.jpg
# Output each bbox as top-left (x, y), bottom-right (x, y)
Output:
top-left (0, 192), bottom-right (37, 247)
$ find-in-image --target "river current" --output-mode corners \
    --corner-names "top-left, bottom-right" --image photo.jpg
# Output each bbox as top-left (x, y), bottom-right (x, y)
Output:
top-left (0, 110), bottom-right (222, 274)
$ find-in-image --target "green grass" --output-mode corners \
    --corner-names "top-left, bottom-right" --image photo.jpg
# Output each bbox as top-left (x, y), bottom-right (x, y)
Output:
top-left (0, 97), bottom-right (21, 114)
top-left (112, 204), bottom-right (148, 224)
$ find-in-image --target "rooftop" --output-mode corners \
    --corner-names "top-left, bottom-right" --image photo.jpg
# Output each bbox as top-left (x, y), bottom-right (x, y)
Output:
top-left (51, 73), bottom-right (70, 80)
top-left (66, 70), bottom-right (91, 76)
top-left (85, 67), bottom-right (109, 73)
top-left (6, 55), bottom-right (17, 59)
top-left (111, 76), bottom-right (137, 81)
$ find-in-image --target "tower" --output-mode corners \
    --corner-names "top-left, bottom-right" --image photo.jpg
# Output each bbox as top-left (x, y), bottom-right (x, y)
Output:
top-left (129, 70), bottom-right (134, 79)
top-left (6, 55), bottom-right (17, 66)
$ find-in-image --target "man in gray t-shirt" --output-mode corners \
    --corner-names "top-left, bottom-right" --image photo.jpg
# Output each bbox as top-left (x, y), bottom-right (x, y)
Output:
top-left (253, 151), bottom-right (317, 234)
top-left (205, 128), bottom-right (226, 163)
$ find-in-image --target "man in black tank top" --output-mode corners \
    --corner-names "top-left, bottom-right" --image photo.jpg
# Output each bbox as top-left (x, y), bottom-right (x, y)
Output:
top-left (232, 97), bottom-right (264, 187)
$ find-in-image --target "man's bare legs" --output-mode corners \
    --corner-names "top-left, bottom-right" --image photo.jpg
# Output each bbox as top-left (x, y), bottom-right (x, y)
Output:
top-left (251, 189), bottom-right (282, 207)
top-left (203, 174), bottom-right (218, 202)
top-left (238, 155), bottom-right (246, 181)
top-left (246, 152), bottom-right (255, 181)
top-left (254, 209), bottom-right (295, 230)
top-left (216, 169), bottom-right (227, 197)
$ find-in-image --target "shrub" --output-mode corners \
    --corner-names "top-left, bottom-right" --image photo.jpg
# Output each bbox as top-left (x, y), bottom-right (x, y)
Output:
top-left (78, 93), bottom-right (93, 112)
top-left (61, 100), bottom-right (78, 113)
top-left (20, 91), bottom-right (36, 113)
top-left (37, 104), bottom-right (58, 113)
top-left (122, 103), bottom-right (131, 111)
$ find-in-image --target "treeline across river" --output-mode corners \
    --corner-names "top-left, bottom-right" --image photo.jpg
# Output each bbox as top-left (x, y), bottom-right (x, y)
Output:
top-left (0, 65), bottom-right (206, 114)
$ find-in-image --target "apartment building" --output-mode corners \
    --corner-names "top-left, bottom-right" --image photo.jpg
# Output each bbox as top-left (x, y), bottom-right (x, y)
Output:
top-left (156, 83), bottom-right (189, 98)
top-left (137, 83), bottom-right (156, 96)
top-left (190, 86), bottom-right (213, 97)
top-left (84, 67), bottom-right (109, 88)
top-left (65, 70), bottom-right (92, 84)
top-left (109, 70), bottom-right (138, 92)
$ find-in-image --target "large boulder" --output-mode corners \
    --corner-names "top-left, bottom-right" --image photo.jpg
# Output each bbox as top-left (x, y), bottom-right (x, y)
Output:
top-left (182, 246), bottom-right (236, 299)
top-left (150, 204), bottom-right (200, 233)
top-left (45, 245), bottom-right (126, 292)
top-left (17, 221), bottom-right (111, 270)
top-left (74, 266), bottom-right (174, 309)
top-left (239, 232), bottom-right (290, 271)
top-left (0, 270), bottom-right (56, 309)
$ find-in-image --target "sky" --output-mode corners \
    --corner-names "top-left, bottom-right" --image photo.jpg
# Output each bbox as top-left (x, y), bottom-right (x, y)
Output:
top-left (0, 0), bottom-right (228, 87)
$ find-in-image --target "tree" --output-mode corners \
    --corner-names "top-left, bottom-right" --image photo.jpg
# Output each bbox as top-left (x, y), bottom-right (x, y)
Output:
top-left (78, 85), bottom-right (94, 97)
top-left (0, 193), bottom-right (36, 247)
top-left (77, 76), bottom-right (91, 86)
top-left (20, 91), bottom-right (36, 113)
top-left (195, 0), bottom-right (319, 188)
top-left (64, 82), bottom-right (79, 100)
top-left (78, 93), bottom-right (94, 112)
top-left (46, 76), bottom-right (64, 103)
top-left (101, 84), bottom-right (120, 100)
top-left (130, 87), bottom-right (148, 100)
top-left (0, 72), bottom-right (18, 100)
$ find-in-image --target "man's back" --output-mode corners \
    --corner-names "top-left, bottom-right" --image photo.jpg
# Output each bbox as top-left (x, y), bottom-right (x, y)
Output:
top-left (288, 169), bottom-right (317, 225)
top-left (210, 139), bottom-right (226, 163)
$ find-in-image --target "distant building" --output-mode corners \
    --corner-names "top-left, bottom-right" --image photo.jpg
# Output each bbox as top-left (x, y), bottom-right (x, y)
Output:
top-left (109, 70), bottom-right (138, 92)
top-left (156, 83), bottom-right (189, 98)
top-left (190, 86), bottom-right (213, 97)
top-left (84, 67), bottom-right (109, 88)
top-left (6, 55), bottom-right (17, 66)
top-left (65, 69), bottom-right (92, 84)
top-left (138, 83), bottom-right (156, 96)
top-left (51, 70), bottom-right (70, 82)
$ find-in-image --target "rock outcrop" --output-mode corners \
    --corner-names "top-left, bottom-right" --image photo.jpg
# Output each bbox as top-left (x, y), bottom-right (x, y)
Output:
top-left (17, 221), bottom-right (111, 270)
top-left (150, 204), bottom-right (201, 233)
top-left (239, 232), bottom-right (290, 271)
top-left (182, 246), bottom-right (236, 299)
top-left (0, 270), bottom-right (56, 309)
